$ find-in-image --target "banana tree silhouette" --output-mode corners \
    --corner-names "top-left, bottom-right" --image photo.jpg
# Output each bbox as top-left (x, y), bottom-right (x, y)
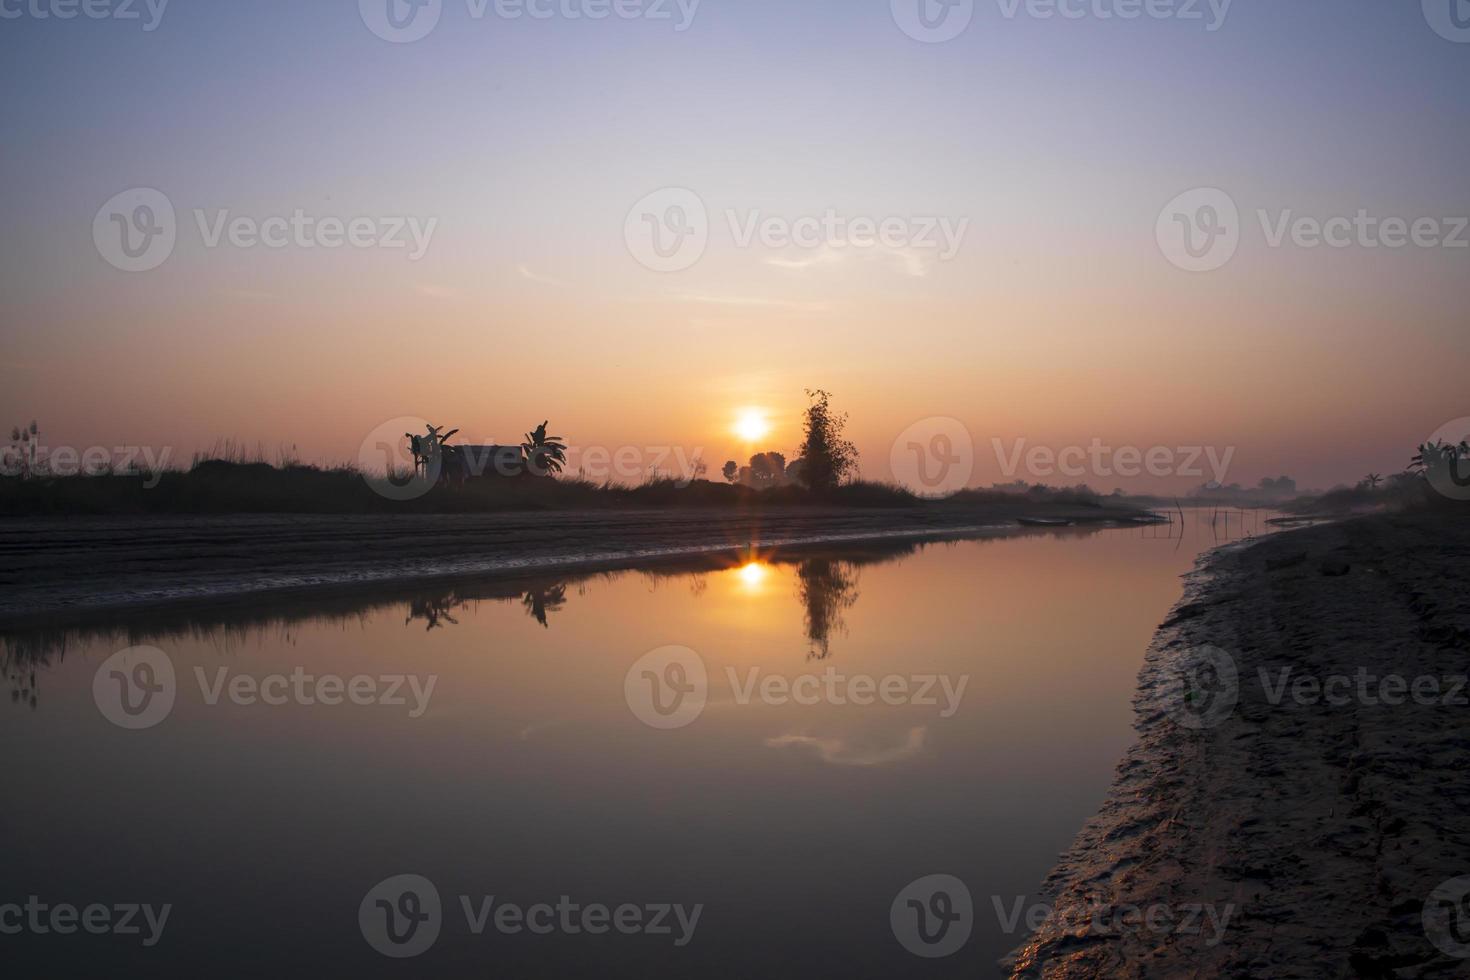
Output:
top-left (1411, 441), bottom-right (1457, 473)
top-left (521, 420), bottom-right (568, 476)
top-left (1364, 473), bottom-right (1382, 489)
top-left (521, 583), bottom-right (568, 627)
top-left (405, 424), bottom-right (461, 484)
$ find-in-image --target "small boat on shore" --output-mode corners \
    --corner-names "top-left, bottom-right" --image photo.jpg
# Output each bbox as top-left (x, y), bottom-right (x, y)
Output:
top-left (1017, 517), bottom-right (1076, 527)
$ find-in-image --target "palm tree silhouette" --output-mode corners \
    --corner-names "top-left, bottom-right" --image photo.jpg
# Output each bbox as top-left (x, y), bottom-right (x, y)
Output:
top-left (522, 421), bottom-right (568, 476)
top-left (521, 584), bottom-right (568, 627)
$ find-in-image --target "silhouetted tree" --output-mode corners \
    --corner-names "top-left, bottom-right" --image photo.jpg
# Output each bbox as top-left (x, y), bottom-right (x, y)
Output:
top-left (795, 389), bottom-right (858, 493)
top-left (1258, 475), bottom-right (1297, 497)
top-left (722, 460), bottom-right (739, 483)
top-left (748, 451), bottom-right (787, 486)
top-left (522, 421), bottom-right (567, 476)
top-left (7, 420), bottom-right (38, 479)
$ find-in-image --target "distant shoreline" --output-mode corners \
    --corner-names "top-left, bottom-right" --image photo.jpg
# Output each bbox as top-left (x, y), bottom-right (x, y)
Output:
top-left (1007, 513), bottom-right (1470, 976)
top-left (0, 502), bottom-right (1157, 624)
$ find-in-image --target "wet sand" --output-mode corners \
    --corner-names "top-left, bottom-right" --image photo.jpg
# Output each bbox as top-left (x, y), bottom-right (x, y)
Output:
top-left (0, 503), bottom-right (1145, 624)
top-left (1007, 513), bottom-right (1470, 977)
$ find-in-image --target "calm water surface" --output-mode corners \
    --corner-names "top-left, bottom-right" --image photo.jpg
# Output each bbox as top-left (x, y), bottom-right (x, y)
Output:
top-left (1, 510), bottom-right (1277, 977)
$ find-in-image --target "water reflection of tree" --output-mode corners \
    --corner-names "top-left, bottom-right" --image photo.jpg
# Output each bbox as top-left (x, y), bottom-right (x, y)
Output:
top-left (0, 535), bottom-right (960, 706)
top-left (405, 594), bottom-right (464, 631)
top-left (796, 558), bottom-right (861, 660)
top-left (2, 633), bottom-right (62, 709)
top-left (521, 584), bottom-right (568, 628)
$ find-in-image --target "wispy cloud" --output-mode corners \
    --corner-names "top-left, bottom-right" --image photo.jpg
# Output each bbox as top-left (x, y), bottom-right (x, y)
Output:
top-left (672, 293), bottom-right (831, 313)
top-left (764, 247), bottom-right (846, 272)
top-left (516, 264), bottom-right (568, 287)
top-left (765, 245), bottom-right (934, 279)
top-left (886, 248), bottom-right (932, 279)
top-left (764, 726), bottom-right (928, 767)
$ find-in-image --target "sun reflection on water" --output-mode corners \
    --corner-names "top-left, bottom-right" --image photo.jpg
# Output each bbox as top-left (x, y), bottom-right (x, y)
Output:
top-left (737, 561), bottom-right (771, 591)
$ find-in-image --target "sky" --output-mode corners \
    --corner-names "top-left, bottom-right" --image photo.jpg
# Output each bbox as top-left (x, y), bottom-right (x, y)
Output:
top-left (1, 0), bottom-right (1467, 492)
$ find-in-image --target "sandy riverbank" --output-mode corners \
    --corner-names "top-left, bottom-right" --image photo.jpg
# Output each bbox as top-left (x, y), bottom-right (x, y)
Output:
top-left (0, 502), bottom-right (1153, 624)
top-left (1007, 513), bottom-right (1470, 977)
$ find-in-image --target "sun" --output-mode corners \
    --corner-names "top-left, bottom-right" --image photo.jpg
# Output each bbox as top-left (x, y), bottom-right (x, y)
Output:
top-left (734, 408), bottom-right (771, 443)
